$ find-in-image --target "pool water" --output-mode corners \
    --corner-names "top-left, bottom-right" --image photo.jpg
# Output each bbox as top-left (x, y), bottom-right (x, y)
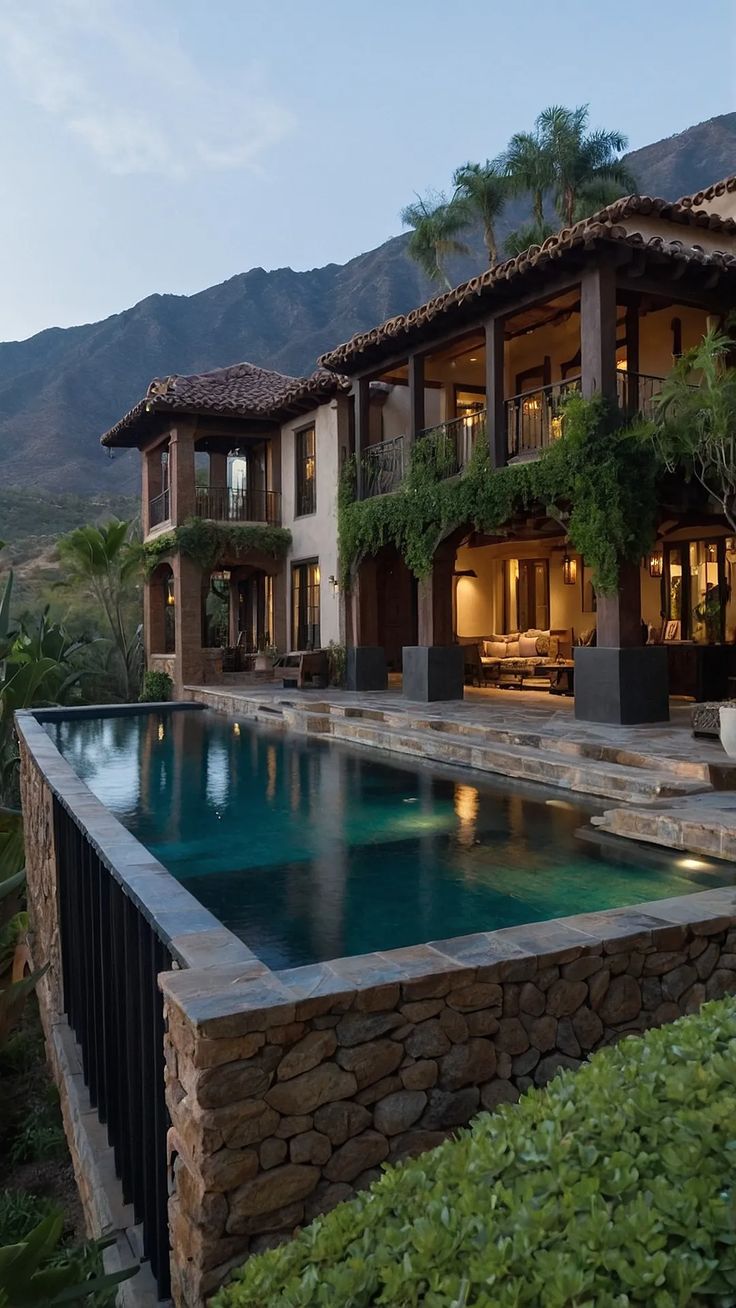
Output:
top-left (46, 709), bottom-right (728, 970)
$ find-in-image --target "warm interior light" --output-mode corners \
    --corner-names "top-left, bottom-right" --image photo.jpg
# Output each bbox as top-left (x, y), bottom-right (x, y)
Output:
top-left (562, 554), bottom-right (577, 586)
top-left (469, 356), bottom-right (478, 363)
top-left (232, 722), bottom-right (241, 737)
top-left (166, 576), bottom-right (175, 605)
top-left (616, 357), bottom-right (628, 371)
top-left (550, 415), bottom-right (563, 440)
top-left (314, 566), bottom-right (321, 586)
top-left (649, 551), bottom-right (664, 578)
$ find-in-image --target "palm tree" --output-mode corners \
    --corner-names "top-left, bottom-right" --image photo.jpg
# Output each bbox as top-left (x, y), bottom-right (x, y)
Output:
top-left (57, 520), bottom-right (143, 701)
top-left (452, 161), bottom-right (507, 265)
top-left (537, 105), bottom-right (636, 228)
top-left (502, 130), bottom-right (552, 231)
top-left (401, 194), bottom-right (471, 290)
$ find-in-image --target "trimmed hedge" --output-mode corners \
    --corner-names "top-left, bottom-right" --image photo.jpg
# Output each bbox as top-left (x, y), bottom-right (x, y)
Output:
top-left (214, 998), bottom-right (736, 1308)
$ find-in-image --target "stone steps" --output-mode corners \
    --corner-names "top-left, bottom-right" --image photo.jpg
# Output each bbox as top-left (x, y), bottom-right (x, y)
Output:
top-left (328, 716), bottom-right (712, 804)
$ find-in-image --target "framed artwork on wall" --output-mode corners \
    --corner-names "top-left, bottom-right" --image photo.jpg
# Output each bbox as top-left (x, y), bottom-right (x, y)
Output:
top-left (664, 619), bottom-right (681, 642)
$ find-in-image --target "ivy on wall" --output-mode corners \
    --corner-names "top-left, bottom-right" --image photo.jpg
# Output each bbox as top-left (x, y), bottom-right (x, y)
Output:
top-left (339, 394), bottom-right (658, 595)
top-left (144, 518), bottom-right (292, 574)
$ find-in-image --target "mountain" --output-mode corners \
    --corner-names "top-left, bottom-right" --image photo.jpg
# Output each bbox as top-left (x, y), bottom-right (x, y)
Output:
top-left (1, 113), bottom-right (734, 497)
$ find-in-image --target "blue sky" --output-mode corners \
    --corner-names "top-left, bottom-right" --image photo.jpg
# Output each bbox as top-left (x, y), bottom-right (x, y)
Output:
top-left (0, 0), bottom-right (733, 342)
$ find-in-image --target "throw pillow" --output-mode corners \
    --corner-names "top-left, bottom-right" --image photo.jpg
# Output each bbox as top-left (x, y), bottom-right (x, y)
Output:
top-left (518, 634), bottom-right (539, 658)
top-left (549, 634), bottom-right (560, 659)
top-left (535, 633), bottom-right (550, 656)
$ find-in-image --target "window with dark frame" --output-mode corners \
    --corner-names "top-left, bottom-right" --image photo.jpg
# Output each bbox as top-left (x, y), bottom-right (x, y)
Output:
top-left (295, 425), bottom-right (316, 516)
top-left (292, 560), bottom-right (321, 650)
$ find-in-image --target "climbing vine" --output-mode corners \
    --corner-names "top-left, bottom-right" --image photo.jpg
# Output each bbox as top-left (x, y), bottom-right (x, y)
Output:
top-left (144, 518), bottom-right (292, 574)
top-left (338, 394), bottom-right (659, 596)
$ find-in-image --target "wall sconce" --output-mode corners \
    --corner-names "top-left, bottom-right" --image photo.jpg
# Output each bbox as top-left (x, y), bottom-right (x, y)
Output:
top-left (166, 576), bottom-right (175, 605)
top-left (648, 551), bottom-right (663, 579)
top-left (328, 574), bottom-right (340, 594)
top-left (562, 554), bottom-right (577, 586)
top-left (453, 569), bottom-right (478, 579)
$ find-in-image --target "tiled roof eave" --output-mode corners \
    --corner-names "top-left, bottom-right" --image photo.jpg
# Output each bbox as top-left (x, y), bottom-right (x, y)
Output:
top-left (319, 210), bottom-right (736, 372)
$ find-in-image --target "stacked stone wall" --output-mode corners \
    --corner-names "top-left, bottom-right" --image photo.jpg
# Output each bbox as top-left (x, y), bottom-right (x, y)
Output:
top-left (161, 901), bottom-right (736, 1305)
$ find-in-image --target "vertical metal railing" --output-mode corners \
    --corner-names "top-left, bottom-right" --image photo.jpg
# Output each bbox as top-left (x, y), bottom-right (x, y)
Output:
top-left (54, 799), bottom-right (172, 1300)
top-left (359, 435), bottom-right (406, 499)
top-left (148, 488), bottom-right (170, 528)
top-left (505, 376), bottom-right (581, 459)
top-left (195, 486), bottom-right (281, 524)
top-left (416, 410), bottom-right (487, 480)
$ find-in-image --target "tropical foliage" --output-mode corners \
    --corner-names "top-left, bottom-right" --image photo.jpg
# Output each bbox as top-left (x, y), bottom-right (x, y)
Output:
top-left (401, 103), bottom-right (636, 281)
top-left (0, 1213), bottom-right (134, 1305)
top-left (57, 521), bottom-right (143, 702)
top-left (143, 519), bottom-right (292, 574)
top-left (139, 669), bottom-right (173, 703)
top-left (399, 194), bottom-right (470, 290)
top-left (214, 997), bottom-right (736, 1308)
top-left (646, 327), bottom-right (736, 532)
top-left (339, 394), bottom-right (656, 595)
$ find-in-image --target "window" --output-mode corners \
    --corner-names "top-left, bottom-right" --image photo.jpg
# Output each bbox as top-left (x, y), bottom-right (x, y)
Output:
top-left (295, 426), bottom-right (316, 516)
top-left (505, 559), bottom-right (550, 631)
top-left (292, 560), bottom-right (320, 649)
top-left (665, 538), bottom-right (731, 642)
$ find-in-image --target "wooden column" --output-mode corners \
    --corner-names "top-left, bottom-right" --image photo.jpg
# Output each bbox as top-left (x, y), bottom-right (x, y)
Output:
top-left (485, 315), bottom-right (506, 468)
top-left (354, 378), bottom-right (370, 500)
top-left (169, 423), bottom-right (196, 524)
top-left (581, 263), bottom-right (618, 401)
top-left (417, 547), bottom-right (455, 646)
top-left (624, 301), bottom-right (640, 415)
top-left (407, 353), bottom-right (425, 446)
top-left (209, 451), bottom-right (228, 490)
top-left (596, 561), bottom-right (642, 647)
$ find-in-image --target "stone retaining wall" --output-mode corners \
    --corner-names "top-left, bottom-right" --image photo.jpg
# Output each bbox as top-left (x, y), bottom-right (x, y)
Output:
top-left (161, 891), bottom-right (736, 1305)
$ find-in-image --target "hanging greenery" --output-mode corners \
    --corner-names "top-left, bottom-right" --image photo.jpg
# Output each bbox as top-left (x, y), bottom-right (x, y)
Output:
top-left (143, 518), bottom-right (292, 574)
top-left (338, 394), bottom-right (658, 595)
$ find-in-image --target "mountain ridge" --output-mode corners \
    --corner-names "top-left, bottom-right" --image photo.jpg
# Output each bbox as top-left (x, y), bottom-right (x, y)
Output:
top-left (1, 112), bottom-right (734, 495)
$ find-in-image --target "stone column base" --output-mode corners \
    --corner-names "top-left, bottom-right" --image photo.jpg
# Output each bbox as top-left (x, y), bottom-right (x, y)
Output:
top-left (346, 646), bottom-right (388, 692)
top-left (402, 646), bottom-right (465, 702)
top-left (574, 646), bottom-right (669, 724)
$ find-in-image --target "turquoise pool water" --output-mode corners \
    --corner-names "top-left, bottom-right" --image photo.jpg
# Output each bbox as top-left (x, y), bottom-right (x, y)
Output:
top-left (45, 709), bottom-right (728, 969)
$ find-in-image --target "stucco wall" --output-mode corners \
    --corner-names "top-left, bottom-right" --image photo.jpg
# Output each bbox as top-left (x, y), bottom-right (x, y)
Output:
top-left (280, 401), bottom-right (342, 648)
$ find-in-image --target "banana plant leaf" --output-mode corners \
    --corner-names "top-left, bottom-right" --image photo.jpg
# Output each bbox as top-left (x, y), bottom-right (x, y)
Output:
top-left (0, 1216), bottom-right (136, 1305)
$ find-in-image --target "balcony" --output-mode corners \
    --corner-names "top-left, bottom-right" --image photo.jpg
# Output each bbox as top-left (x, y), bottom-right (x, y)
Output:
top-left (195, 486), bottom-right (281, 525)
top-left (360, 435), bottom-right (406, 499)
top-left (149, 487), bottom-right (170, 528)
top-left (505, 377), bottom-right (581, 460)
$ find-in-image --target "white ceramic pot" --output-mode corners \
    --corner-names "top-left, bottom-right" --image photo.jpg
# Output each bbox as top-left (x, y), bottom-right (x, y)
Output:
top-left (719, 704), bottom-right (736, 758)
top-left (254, 653), bottom-right (272, 672)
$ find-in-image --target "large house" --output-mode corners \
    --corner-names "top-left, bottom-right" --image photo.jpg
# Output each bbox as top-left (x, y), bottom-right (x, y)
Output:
top-left (101, 173), bottom-right (736, 723)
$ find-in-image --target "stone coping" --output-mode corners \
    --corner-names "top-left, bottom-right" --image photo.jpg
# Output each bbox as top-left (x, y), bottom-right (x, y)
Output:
top-left (161, 889), bottom-right (736, 1035)
top-left (18, 703), bottom-right (736, 1029)
top-left (15, 706), bottom-right (257, 972)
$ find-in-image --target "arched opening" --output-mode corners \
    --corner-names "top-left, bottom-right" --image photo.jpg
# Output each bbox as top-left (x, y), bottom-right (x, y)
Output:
top-left (148, 563), bottom-right (175, 654)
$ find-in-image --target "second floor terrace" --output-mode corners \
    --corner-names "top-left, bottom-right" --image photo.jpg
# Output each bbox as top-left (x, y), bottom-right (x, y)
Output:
top-left (320, 200), bottom-right (736, 503)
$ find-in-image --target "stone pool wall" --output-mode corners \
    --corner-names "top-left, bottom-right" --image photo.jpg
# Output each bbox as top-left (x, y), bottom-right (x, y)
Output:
top-left (161, 893), bottom-right (736, 1306)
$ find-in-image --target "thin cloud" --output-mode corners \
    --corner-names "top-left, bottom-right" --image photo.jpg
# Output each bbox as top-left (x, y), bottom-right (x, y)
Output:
top-left (0, 1), bottom-right (294, 178)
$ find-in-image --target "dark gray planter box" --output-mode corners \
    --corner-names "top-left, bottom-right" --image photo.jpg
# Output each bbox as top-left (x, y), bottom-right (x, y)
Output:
top-left (346, 646), bottom-right (388, 692)
top-left (402, 646), bottom-right (465, 702)
top-left (574, 646), bottom-right (669, 724)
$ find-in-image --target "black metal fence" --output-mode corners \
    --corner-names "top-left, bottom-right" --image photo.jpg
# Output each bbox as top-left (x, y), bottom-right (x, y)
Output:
top-left (195, 485), bottom-right (281, 525)
top-left (53, 798), bottom-right (172, 1300)
top-left (148, 488), bottom-right (170, 528)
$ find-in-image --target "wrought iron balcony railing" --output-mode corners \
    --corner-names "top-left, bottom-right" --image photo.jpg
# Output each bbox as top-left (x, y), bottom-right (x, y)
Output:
top-left (416, 410), bottom-right (487, 481)
top-left (148, 487), bottom-right (170, 528)
top-left (360, 435), bottom-right (406, 499)
top-left (505, 376), bottom-right (581, 460)
top-left (195, 486), bottom-right (281, 525)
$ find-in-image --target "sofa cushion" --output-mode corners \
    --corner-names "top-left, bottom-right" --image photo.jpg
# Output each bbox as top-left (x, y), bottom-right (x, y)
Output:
top-left (484, 640), bottom-right (507, 659)
top-left (505, 640), bottom-right (521, 659)
top-left (518, 634), bottom-right (540, 658)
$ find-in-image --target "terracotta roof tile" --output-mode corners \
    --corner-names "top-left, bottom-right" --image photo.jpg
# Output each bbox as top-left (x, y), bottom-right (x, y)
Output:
top-left (101, 362), bottom-right (350, 447)
top-left (319, 194), bottom-right (736, 371)
top-left (679, 174), bottom-right (736, 208)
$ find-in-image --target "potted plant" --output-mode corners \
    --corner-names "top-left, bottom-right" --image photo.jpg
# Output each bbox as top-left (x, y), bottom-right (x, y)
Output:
top-left (719, 701), bottom-right (736, 758)
top-left (254, 635), bottom-right (276, 672)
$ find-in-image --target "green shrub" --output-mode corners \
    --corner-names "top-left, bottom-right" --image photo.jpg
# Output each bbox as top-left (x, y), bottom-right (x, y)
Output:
top-left (139, 669), bottom-right (173, 703)
top-left (215, 998), bottom-right (736, 1308)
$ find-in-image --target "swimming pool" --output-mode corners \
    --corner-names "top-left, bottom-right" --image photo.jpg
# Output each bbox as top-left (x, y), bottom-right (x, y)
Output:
top-left (44, 707), bottom-right (729, 970)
